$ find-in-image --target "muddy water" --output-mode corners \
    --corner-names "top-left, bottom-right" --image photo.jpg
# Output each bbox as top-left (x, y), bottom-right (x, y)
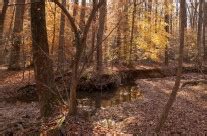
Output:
top-left (77, 85), bottom-right (142, 110)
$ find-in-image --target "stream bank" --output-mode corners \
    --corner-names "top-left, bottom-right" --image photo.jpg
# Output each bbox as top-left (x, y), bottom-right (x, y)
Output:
top-left (0, 66), bottom-right (207, 135)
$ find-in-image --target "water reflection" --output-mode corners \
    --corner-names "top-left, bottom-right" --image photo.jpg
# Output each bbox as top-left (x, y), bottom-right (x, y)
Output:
top-left (77, 85), bottom-right (142, 110)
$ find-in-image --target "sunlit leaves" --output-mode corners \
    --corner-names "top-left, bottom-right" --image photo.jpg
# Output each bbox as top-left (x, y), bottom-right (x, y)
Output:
top-left (135, 16), bottom-right (169, 62)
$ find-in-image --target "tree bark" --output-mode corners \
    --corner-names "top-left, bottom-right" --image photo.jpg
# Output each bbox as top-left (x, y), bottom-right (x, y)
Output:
top-left (57, 0), bottom-right (66, 72)
top-left (80, 0), bottom-right (86, 31)
top-left (164, 0), bottom-right (170, 66)
top-left (96, 0), bottom-right (107, 74)
top-left (155, 0), bottom-right (186, 133)
top-left (196, 0), bottom-right (204, 67)
top-left (129, 0), bottom-right (137, 64)
top-left (0, 0), bottom-right (8, 48)
top-left (54, 0), bottom-right (105, 115)
top-left (8, 0), bottom-right (25, 70)
top-left (203, 2), bottom-right (207, 60)
top-left (51, 4), bottom-right (56, 55)
top-left (31, 1), bottom-right (68, 135)
top-left (122, 2), bottom-right (129, 62)
top-left (73, 0), bottom-right (79, 17)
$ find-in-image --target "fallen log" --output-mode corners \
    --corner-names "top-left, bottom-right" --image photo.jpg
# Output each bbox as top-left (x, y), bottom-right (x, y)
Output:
top-left (181, 80), bottom-right (207, 88)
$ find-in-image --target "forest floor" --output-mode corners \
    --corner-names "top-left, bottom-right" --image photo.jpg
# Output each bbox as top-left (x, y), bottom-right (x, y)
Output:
top-left (0, 66), bottom-right (207, 135)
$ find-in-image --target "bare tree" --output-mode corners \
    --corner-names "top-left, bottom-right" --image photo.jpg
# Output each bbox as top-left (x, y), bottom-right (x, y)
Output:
top-left (53, 0), bottom-right (105, 115)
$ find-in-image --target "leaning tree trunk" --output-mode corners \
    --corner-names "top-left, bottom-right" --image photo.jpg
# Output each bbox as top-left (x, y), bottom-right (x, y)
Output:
top-left (8, 0), bottom-right (25, 70)
top-left (155, 0), bottom-right (186, 133)
top-left (0, 0), bottom-right (8, 64)
top-left (96, 0), bottom-right (106, 74)
top-left (57, 0), bottom-right (66, 72)
top-left (31, 1), bottom-right (68, 135)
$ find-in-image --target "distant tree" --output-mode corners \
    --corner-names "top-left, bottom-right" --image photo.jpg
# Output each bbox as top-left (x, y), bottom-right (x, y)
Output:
top-left (73, 0), bottom-right (79, 17)
top-left (80, 0), bottom-right (86, 31)
top-left (164, 0), bottom-right (170, 66)
top-left (188, 0), bottom-right (199, 30)
top-left (50, 3), bottom-right (57, 55)
top-left (0, 0), bottom-right (8, 46)
top-left (0, 0), bottom-right (9, 64)
top-left (8, 0), bottom-right (25, 70)
top-left (129, 0), bottom-right (137, 64)
top-left (116, 0), bottom-right (122, 61)
top-left (122, 1), bottom-right (129, 63)
top-left (203, 1), bottom-right (207, 60)
top-left (57, 0), bottom-right (66, 72)
top-left (96, 0), bottom-right (107, 74)
top-left (196, 0), bottom-right (204, 67)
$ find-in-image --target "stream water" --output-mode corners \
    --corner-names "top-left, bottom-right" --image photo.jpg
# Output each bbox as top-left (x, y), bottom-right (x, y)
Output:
top-left (77, 85), bottom-right (142, 110)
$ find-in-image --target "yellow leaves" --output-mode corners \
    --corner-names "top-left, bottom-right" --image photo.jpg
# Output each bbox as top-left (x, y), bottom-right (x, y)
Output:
top-left (151, 32), bottom-right (168, 48)
top-left (135, 18), bottom-right (169, 62)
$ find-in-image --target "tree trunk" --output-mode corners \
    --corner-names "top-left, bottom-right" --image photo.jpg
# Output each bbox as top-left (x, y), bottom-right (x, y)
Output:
top-left (0, 0), bottom-right (8, 48)
top-left (196, 0), bottom-right (204, 67)
top-left (164, 0), bottom-right (170, 66)
top-left (122, 2), bottom-right (129, 62)
top-left (73, 0), bottom-right (79, 17)
top-left (8, 0), bottom-right (25, 70)
top-left (129, 0), bottom-right (137, 64)
top-left (53, 0), bottom-right (105, 116)
top-left (203, 2), bottom-right (207, 60)
top-left (116, 0), bottom-right (122, 61)
top-left (91, 0), bottom-right (97, 65)
top-left (31, 1), bottom-right (68, 135)
top-left (79, 0), bottom-right (86, 31)
top-left (68, 59), bottom-right (79, 115)
top-left (154, 0), bottom-right (158, 33)
top-left (57, 0), bottom-right (66, 72)
top-left (96, 0), bottom-right (107, 74)
top-left (51, 4), bottom-right (56, 55)
top-left (155, 0), bottom-right (186, 133)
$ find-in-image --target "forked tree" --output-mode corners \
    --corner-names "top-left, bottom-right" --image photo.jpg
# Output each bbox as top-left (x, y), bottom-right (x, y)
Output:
top-left (53, 0), bottom-right (104, 115)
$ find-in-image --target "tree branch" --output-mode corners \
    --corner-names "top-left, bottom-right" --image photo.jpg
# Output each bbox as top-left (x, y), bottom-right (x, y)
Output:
top-left (53, 0), bottom-right (79, 38)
